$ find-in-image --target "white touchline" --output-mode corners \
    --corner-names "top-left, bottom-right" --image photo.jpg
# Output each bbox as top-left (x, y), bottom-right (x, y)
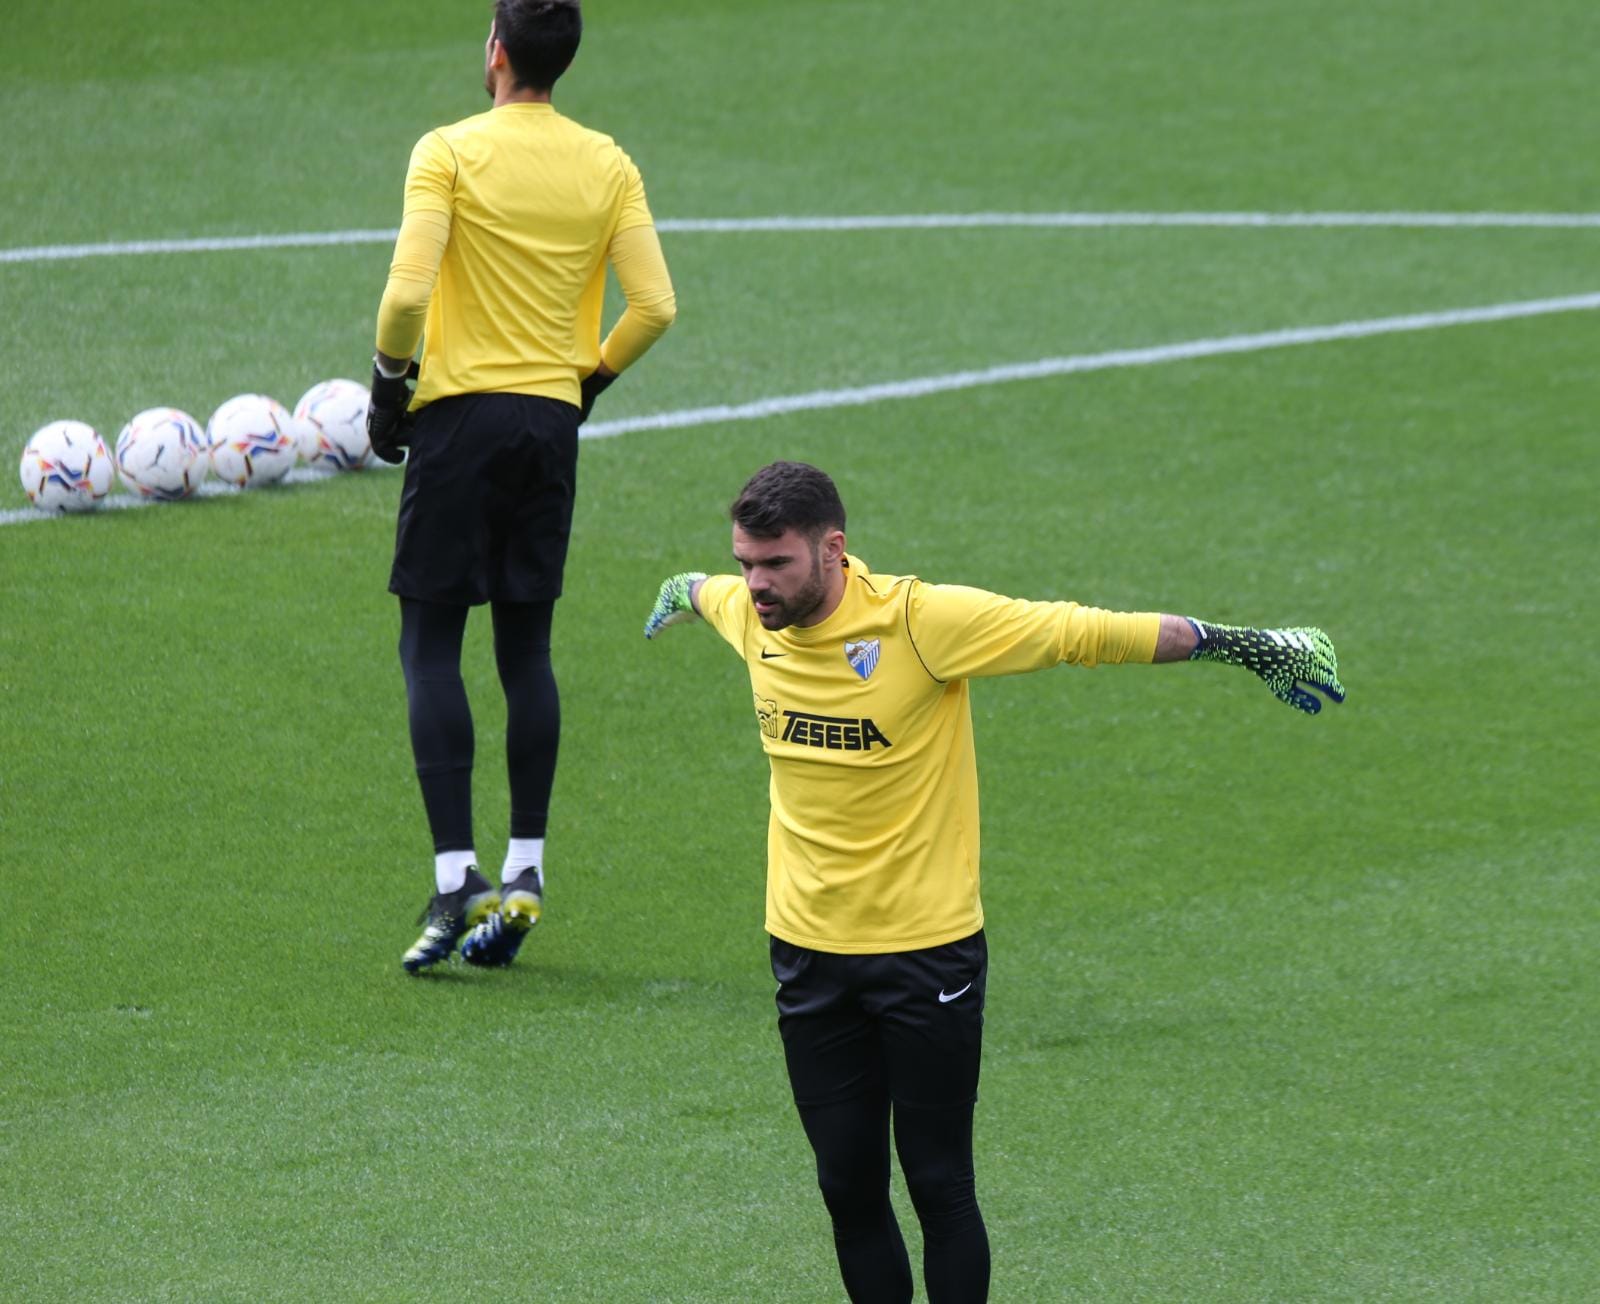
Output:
top-left (4, 211), bottom-right (1600, 263)
top-left (4, 289), bottom-right (1597, 527)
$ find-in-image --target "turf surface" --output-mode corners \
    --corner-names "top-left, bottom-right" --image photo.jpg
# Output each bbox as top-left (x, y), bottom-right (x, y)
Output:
top-left (2, 1), bottom-right (1597, 1299)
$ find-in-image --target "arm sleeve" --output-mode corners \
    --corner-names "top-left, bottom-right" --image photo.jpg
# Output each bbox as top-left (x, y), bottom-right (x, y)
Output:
top-left (598, 224), bottom-right (677, 373)
top-left (597, 159), bottom-right (676, 373)
top-left (908, 582), bottom-right (1161, 681)
top-left (694, 574), bottom-right (751, 652)
top-left (373, 133), bottom-right (455, 360)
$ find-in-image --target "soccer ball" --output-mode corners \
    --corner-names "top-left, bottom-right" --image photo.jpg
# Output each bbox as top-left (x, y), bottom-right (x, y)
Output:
top-left (115, 407), bottom-right (209, 500)
top-left (207, 394), bottom-right (297, 488)
top-left (18, 420), bottom-right (114, 512)
top-left (294, 379), bottom-right (372, 471)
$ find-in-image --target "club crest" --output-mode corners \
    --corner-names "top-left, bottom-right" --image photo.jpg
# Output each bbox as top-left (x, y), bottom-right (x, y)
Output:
top-left (844, 639), bottom-right (881, 681)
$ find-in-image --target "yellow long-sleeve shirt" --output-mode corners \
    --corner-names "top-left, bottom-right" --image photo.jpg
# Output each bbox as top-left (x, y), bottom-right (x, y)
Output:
top-left (375, 101), bottom-right (675, 410)
top-left (697, 556), bottom-right (1161, 954)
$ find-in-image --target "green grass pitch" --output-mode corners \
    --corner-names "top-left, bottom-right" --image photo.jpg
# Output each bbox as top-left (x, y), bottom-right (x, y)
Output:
top-left (2, 1), bottom-right (1597, 1299)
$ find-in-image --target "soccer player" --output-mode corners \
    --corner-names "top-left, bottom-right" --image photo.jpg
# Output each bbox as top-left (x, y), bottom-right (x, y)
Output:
top-left (368, 0), bottom-right (676, 974)
top-left (643, 461), bottom-right (1345, 1303)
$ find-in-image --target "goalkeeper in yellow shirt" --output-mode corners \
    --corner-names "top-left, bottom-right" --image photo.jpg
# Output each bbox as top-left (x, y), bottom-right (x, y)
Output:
top-left (368, 0), bottom-right (675, 974)
top-left (644, 461), bottom-right (1345, 1303)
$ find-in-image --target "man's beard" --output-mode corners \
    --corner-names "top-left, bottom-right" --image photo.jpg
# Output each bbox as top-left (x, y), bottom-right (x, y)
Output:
top-left (752, 551), bottom-right (827, 629)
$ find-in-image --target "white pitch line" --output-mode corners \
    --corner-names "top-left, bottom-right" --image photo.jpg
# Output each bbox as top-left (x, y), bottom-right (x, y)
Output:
top-left (660, 210), bottom-right (1600, 233)
top-left (7, 289), bottom-right (1597, 528)
top-left (0, 229), bottom-right (401, 264)
top-left (4, 211), bottom-right (1600, 264)
top-left (578, 290), bottom-right (1600, 440)
top-left (0, 466), bottom-right (344, 527)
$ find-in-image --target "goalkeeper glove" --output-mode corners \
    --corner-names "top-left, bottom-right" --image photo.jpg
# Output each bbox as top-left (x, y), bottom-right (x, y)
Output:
top-left (367, 358), bottom-right (419, 464)
top-left (644, 572), bottom-right (707, 639)
top-left (1188, 620), bottom-right (1346, 715)
top-left (579, 368), bottom-right (616, 424)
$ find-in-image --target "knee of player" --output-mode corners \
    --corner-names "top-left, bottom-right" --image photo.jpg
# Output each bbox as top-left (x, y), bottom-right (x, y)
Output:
top-left (813, 1156), bottom-right (891, 1220)
top-left (902, 1165), bottom-right (981, 1234)
top-left (896, 1129), bottom-right (979, 1220)
top-left (816, 1175), bottom-right (894, 1227)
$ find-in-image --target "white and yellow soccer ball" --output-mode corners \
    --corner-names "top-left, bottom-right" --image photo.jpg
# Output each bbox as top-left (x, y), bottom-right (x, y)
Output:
top-left (206, 394), bottom-right (297, 488)
top-left (18, 420), bottom-right (114, 513)
top-left (293, 379), bottom-right (372, 471)
top-left (114, 407), bottom-right (209, 500)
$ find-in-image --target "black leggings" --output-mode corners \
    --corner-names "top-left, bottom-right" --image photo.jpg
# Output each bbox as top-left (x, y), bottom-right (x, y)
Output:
top-left (397, 597), bottom-right (560, 853)
top-left (797, 1092), bottom-right (989, 1303)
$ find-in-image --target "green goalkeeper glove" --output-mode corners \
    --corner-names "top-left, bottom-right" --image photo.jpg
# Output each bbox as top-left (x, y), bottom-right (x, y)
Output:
top-left (644, 572), bottom-right (707, 639)
top-left (1188, 620), bottom-right (1346, 715)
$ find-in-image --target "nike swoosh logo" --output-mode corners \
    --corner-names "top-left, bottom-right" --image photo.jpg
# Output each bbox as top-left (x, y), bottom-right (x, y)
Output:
top-left (760, 649), bottom-right (787, 659)
top-left (937, 982), bottom-right (974, 1004)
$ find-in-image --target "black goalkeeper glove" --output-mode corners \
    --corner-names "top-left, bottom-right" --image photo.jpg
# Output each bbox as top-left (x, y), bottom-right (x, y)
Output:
top-left (367, 359), bottom-right (420, 464)
top-left (1188, 620), bottom-right (1347, 715)
top-left (579, 368), bottom-right (616, 424)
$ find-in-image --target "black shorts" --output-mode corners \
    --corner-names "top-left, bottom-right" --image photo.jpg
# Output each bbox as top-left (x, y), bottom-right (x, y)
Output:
top-left (770, 931), bottom-right (987, 1110)
top-left (389, 392), bottom-right (580, 606)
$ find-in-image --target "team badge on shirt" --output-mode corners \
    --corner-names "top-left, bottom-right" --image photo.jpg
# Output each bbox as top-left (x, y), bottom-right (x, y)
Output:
top-left (754, 694), bottom-right (781, 739)
top-left (845, 639), bottom-right (881, 681)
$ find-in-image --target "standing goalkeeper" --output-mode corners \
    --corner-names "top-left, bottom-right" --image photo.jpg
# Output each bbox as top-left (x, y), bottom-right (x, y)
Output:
top-left (369, 0), bottom-right (676, 973)
top-left (644, 461), bottom-right (1345, 1303)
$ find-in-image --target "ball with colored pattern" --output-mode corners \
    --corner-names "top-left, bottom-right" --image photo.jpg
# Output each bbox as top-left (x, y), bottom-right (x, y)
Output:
top-left (115, 407), bottom-right (209, 500)
top-left (293, 379), bottom-right (372, 471)
top-left (207, 394), bottom-right (297, 488)
top-left (18, 420), bottom-right (114, 513)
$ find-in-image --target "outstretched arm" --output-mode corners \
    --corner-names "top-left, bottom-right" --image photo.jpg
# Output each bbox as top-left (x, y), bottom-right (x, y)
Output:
top-left (643, 571), bottom-right (707, 639)
top-left (907, 585), bottom-right (1343, 714)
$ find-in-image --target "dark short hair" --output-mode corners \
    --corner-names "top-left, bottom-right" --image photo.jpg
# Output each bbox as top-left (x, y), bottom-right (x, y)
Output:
top-left (730, 462), bottom-right (846, 540)
top-left (493, 0), bottom-right (582, 92)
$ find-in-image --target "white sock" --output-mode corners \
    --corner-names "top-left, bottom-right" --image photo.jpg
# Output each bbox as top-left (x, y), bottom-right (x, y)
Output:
top-left (502, 837), bottom-right (544, 885)
top-left (435, 850), bottom-right (478, 895)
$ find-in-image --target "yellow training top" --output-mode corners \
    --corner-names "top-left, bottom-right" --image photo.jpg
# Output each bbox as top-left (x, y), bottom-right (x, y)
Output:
top-left (697, 556), bottom-right (1161, 954)
top-left (375, 102), bottom-right (674, 410)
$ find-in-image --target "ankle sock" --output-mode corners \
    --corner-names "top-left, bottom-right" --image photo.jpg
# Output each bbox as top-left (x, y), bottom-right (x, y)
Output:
top-left (502, 837), bottom-right (544, 885)
top-left (435, 850), bottom-right (478, 895)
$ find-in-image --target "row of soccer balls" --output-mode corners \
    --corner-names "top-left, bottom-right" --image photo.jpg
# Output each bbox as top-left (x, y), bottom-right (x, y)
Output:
top-left (17, 379), bottom-right (377, 514)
